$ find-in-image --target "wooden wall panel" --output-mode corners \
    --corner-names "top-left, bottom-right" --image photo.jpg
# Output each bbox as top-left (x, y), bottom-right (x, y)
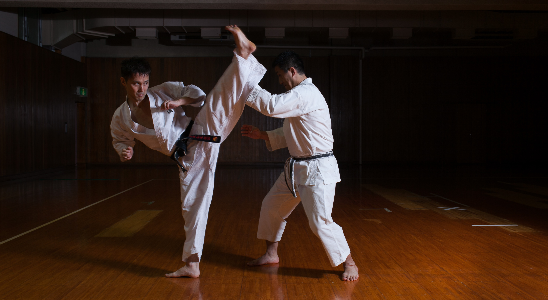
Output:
top-left (0, 32), bottom-right (86, 180)
top-left (330, 56), bottom-right (360, 163)
top-left (0, 33), bottom-right (7, 176)
top-left (84, 53), bottom-right (548, 166)
top-left (363, 57), bottom-right (411, 163)
top-left (86, 55), bottom-right (354, 165)
top-left (363, 55), bottom-right (548, 165)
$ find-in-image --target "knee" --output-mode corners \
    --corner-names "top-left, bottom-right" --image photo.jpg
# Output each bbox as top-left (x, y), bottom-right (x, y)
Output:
top-left (308, 215), bottom-right (330, 236)
top-left (259, 203), bottom-right (278, 220)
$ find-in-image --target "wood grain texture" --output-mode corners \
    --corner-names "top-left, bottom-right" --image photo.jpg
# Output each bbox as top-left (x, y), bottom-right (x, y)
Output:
top-left (0, 32), bottom-right (86, 180)
top-left (1, 165), bottom-right (548, 299)
top-left (83, 54), bottom-right (548, 166)
top-left (362, 55), bottom-right (548, 164)
top-left (84, 56), bottom-right (361, 165)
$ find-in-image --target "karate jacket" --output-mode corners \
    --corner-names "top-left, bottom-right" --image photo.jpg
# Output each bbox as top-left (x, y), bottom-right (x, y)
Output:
top-left (110, 82), bottom-right (205, 160)
top-left (246, 78), bottom-right (341, 185)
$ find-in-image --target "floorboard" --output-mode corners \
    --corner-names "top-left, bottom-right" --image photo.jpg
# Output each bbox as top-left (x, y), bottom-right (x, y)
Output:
top-left (1, 164), bottom-right (548, 299)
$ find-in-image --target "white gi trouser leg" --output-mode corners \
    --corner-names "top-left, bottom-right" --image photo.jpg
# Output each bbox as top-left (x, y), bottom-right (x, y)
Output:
top-left (257, 172), bottom-right (350, 267)
top-left (178, 53), bottom-right (266, 262)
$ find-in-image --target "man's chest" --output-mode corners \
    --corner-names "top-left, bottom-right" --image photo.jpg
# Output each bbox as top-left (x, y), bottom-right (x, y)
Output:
top-left (129, 97), bottom-right (154, 129)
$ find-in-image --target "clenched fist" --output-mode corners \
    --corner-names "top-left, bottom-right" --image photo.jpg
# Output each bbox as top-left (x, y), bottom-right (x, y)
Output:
top-left (121, 146), bottom-right (133, 161)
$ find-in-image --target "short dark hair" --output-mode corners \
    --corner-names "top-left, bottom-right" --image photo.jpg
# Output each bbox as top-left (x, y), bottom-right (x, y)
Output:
top-left (121, 57), bottom-right (151, 80)
top-left (272, 50), bottom-right (305, 75)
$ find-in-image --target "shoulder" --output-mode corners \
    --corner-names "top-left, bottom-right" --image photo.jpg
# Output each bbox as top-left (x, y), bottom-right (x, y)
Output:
top-left (298, 80), bottom-right (325, 101)
top-left (111, 101), bottom-right (128, 122)
top-left (113, 101), bottom-right (126, 114)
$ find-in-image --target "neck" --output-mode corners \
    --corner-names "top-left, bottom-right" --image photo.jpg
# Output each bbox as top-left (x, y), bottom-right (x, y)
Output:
top-left (295, 75), bottom-right (307, 86)
top-left (127, 96), bottom-right (141, 107)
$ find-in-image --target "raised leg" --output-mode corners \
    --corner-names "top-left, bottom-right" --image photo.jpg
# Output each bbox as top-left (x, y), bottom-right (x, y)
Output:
top-left (194, 28), bottom-right (266, 141)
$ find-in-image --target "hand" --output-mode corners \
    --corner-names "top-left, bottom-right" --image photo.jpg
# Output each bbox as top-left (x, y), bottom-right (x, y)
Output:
top-left (241, 124), bottom-right (264, 140)
top-left (161, 97), bottom-right (194, 110)
top-left (121, 146), bottom-right (133, 161)
top-left (161, 100), bottom-right (179, 111)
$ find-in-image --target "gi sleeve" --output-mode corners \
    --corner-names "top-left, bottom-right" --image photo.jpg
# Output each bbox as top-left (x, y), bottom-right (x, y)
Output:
top-left (246, 85), bottom-right (305, 118)
top-left (265, 127), bottom-right (287, 151)
top-left (181, 84), bottom-right (206, 107)
top-left (148, 82), bottom-right (206, 108)
top-left (110, 108), bottom-right (136, 161)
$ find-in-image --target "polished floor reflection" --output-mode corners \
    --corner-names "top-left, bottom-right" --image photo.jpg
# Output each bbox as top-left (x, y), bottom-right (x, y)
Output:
top-left (1, 164), bottom-right (548, 299)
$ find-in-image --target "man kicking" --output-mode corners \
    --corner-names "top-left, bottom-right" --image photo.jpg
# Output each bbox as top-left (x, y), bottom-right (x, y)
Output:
top-left (110, 25), bottom-right (265, 278)
top-left (241, 50), bottom-right (359, 281)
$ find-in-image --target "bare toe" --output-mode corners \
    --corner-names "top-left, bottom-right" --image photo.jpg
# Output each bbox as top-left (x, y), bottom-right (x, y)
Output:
top-left (342, 264), bottom-right (359, 281)
top-left (165, 265), bottom-right (200, 278)
top-left (247, 254), bottom-right (279, 266)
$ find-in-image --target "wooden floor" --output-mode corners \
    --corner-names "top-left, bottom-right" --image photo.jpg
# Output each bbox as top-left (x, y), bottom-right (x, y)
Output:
top-left (1, 164), bottom-right (548, 299)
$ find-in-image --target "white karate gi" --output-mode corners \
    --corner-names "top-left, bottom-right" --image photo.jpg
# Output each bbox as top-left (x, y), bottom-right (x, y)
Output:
top-left (246, 78), bottom-right (350, 267)
top-left (111, 53), bottom-right (266, 262)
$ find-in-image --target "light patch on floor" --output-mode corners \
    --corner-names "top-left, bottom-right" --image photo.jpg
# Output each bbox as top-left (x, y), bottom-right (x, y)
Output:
top-left (362, 184), bottom-right (429, 210)
top-left (485, 188), bottom-right (548, 209)
top-left (96, 210), bottom-right (162, 237)
top-left (363, 184), bottom-right (535, 232)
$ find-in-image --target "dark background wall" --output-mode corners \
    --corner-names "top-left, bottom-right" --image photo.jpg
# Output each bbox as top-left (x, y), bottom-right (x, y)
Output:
top-left (363, 55), bottom-right (548, 165)
top-left (83, 53), bottom-right (548, 166)
top-left (0, 32), bottom-right (86, 180)
top-left (83, 55), bottom-right (360, 165)
top-left (2, 30), bottom-right (548, 181)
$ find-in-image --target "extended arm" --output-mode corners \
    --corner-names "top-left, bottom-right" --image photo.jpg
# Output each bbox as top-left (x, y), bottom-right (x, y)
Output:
top-left (246, 86), bottom-right (305, 118)
top-left (148, 82), bottom-right (206, 110)
top-left (241, 124), bottom-right (269, 142)
top-left (241, 125), bottom-right (286, 151)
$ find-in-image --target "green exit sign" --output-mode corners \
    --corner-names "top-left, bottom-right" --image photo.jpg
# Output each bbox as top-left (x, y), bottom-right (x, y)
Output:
top-left (76, 87), bottom-right (88, 97)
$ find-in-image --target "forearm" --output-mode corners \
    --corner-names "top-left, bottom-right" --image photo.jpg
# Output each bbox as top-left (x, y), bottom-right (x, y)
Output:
top-left (150, 82), bottom-right (206, 108)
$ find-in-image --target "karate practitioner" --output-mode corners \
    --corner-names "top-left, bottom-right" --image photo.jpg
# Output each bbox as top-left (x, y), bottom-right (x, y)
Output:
top-left (110, 25), bottom-right (266, 278)
top-left (241, 50), bottom-right (359, 281)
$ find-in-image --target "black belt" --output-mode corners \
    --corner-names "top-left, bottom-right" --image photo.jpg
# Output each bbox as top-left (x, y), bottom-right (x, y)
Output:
top-left (170, 120), bottom-right (221, 172)
top-left (284, 151), bottom-right (334, 197)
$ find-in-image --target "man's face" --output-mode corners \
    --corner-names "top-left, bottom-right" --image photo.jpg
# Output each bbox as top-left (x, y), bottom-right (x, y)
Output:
top-left (274, 66), bottom-right (295, 91)
top-left (121, 73), bottom-right (149, 103)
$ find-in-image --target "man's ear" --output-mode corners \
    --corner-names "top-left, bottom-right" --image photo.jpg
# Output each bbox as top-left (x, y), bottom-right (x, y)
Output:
top-left (120, 77), bottom-right (126, 87)
top-left (289, 67), bottom-right (298, 77)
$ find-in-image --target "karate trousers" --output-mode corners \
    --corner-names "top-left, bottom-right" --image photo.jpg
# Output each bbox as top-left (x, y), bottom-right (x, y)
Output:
top-left (257, 172), bottom-right (351, 267)
top-left (177, 53), bottom-right (266, 262)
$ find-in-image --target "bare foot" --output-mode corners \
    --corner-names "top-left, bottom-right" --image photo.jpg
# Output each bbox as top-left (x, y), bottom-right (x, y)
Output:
top-left (247, 253), bottom-right (279, 266)
top-left (341, 254), bottom-right (359, 281)
top-left (165, 262), bottom-right (200, 278)
top-left (225, 25), bottom-right (256, 59)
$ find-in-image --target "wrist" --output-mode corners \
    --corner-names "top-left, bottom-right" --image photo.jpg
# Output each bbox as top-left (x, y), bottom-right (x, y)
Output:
top-left (173, 99), bottom-right (184, 107)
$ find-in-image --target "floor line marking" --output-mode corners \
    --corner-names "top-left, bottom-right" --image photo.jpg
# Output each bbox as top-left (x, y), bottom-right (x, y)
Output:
top-left (359, 208), bottom-right (392, 212)
top-left (472, 225), bottom-right (518, 227)
top-left (0, 179), bottom-right (155, 245)
top-left (430, 193), bottom-right (470, 207)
